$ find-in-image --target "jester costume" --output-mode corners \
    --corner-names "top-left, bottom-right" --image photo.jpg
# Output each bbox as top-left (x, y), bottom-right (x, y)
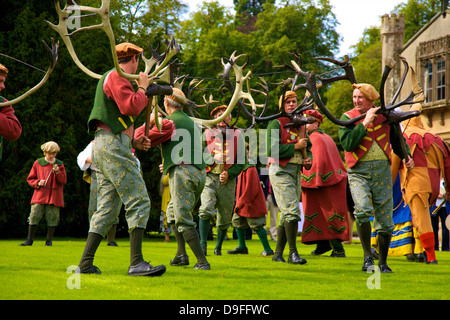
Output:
top-left (395, 104), bottom-right (450, 263)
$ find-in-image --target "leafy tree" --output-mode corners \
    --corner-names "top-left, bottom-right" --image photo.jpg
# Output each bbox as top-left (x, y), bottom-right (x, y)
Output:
top-left (393, 0), bottom-right (442, 42)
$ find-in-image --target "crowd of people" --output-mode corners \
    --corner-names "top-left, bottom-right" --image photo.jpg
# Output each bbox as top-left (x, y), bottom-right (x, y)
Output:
top-left (1, 41), bottom-right (449, 277)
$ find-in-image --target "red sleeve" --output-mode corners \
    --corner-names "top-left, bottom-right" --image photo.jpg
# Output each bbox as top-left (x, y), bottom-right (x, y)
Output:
top-left (103, 71), bottom-right (148, 116)
top-left (55, 164), bottom-right (67, 185)
top-left (134, 119), bottom-right (175, 147)
top-left (26, 161), bottom-right (40, 189)
top-left (439, 139), bottom-right (450, 192)
top-left (0, 102), bottom-right (22, 141)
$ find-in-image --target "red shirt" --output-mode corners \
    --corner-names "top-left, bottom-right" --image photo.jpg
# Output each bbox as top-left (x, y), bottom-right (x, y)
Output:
top-left (27, 158), bottom-right (67, 207)
top-left (0, 99), bottom-right (22, 141)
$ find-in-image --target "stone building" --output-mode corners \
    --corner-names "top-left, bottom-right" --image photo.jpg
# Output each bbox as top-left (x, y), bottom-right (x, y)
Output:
top-left (381, 2), bottom-right (450, 143)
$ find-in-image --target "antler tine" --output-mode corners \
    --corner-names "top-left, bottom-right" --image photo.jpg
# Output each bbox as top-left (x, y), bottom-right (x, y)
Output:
top-left (388, 56), bottom-right (409, 105)
top-left (46, 0), bottom-right (112, 79)
top-left (48, 0), bottom-right (180, 84)
top-left (190, 52), bottom-right (253, 128)
top-left (0, 38), bottom-right (60, 107)
top-left (313, 55), bottom-right (357, 86)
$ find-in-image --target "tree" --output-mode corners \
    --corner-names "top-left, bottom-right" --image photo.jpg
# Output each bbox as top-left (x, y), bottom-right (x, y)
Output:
top-left (393, 0), bottom-right (441, 43)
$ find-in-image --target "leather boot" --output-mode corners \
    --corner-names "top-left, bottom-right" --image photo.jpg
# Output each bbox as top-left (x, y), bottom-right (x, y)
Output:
top-left (184, 228), bottom-right (210, 270)
top-left (79, 232), bottom-right (103, 273)
top-left (356, 222), bottom-right (374, 271)
top-left (19, 225), bottom-right (37, 246)
top-left (377, 233), bottom-right (393, 273)
top-left (272, 225), bottom-right (287, 262)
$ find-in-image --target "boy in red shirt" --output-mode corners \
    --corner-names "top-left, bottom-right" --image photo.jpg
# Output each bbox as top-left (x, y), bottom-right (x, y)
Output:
top-left (20, 141), bottom-right (67, 246)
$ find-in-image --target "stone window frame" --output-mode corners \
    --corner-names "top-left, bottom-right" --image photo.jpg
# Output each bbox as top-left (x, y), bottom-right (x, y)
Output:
top-left (416, 35), bottom-right (449, 127)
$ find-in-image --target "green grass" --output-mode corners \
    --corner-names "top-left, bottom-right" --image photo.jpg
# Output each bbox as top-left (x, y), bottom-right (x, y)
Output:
top-left (1, 233), bottom-right (450, 300)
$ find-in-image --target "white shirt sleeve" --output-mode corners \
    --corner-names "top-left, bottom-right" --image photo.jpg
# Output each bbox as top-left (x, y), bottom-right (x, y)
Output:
top-left (77, 142), bottom-right (97, 171)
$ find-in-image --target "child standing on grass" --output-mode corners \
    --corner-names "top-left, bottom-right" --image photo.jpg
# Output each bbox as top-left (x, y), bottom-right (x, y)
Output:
top-left (20, 141), bottom-right (67, 246)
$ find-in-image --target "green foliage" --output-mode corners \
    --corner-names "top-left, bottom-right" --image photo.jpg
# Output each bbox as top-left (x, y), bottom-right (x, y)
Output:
top-left (393, 0), bottom-right (441, 43)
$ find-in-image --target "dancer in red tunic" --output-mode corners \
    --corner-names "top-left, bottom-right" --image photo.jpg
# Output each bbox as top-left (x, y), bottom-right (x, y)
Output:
top-left (301, 110), bottom-right (349, 256)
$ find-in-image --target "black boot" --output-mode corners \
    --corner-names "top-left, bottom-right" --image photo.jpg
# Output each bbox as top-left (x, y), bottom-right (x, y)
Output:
top-left (170, 223), bottom-right (189, 266)
top-left (378, 233), bottom-right (393, 273)
top-left (19, 225), bottom-right (36, 246)
top-left (79, 232), bottom-right (103, 274)
top-left (272, 225), bottom-right (287, 262)
top-left (285, 221), bottom-right (306, 265)
top-left (183, 228), bottom-right (210, 270)
top-left (128, 228), bottom-right (166, 276)
top-left (107, 224), bottom-right (118, 246)
top-left (46, 226), bottom-right (55, 246)
top-left (356, 222), bottom-right (374, 271)
top-left (330, 239), bottom-right (346, 257)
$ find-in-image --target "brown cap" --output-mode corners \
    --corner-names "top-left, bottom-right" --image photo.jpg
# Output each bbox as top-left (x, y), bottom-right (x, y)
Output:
top-left (279, 91), bottom-right (297, 110)
top-left (0, 63), bottom-right (8, 77)
top-left (210, 105), bottom-right (228, 119)
top-left (115, 42), bottom-right (143, 59)
top-left (352, 83), bottom-right (379, 101)
top-left (165, 87), bottom-right (186, 106)
top-left (304, 109), bottom-right (323, 123)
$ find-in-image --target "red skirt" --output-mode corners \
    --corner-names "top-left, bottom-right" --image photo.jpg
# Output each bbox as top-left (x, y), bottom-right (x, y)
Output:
top-left (301, 179), bottom-right (349, 243)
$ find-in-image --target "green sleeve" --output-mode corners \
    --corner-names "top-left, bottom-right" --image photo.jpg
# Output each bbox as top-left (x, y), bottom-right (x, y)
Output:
top-left (338, 113), bottom-right (368, 152)
top-left (390, 125), bottom-right (411, 159)
top-left (266, 119), bottom-right (295, 159)
top-left (305, 130), bottom-right (313, 162)
top-left (202, 131), bottom-right (214, 166)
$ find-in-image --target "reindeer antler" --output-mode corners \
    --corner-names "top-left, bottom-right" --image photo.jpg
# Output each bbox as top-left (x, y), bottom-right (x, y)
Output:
top-left (188, 51), bottom-right (256, 128)
top-left (0, 38), bottom-right (59, 107)
top-left (46, 0), bottom-right (180, 86)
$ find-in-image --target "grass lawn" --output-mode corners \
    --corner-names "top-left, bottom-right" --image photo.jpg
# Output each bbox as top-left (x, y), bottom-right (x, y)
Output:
top-left (1, 232), bottom-right (450, 301)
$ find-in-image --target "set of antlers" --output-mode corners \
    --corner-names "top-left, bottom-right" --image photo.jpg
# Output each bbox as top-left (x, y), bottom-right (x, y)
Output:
top-left (3, 0), bottom-right (425, 146)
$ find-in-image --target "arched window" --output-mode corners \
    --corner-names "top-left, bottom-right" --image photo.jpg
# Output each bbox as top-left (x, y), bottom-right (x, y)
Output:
top-left (436, 58), bottom-right (446, 101)
top-left (424, 60), bottom-right (433, 103)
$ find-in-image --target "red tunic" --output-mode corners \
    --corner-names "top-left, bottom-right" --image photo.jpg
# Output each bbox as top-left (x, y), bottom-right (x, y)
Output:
top-left (0, 99), bottom-right (22, 141)
top-left (27, 158), bottom-right (67, 207)
top-left (234, 165), bottom-right (267, 218)
top-left (301, 129), bottom-right (349, 243)
top-left (343, 108), bottom-right (391, 168)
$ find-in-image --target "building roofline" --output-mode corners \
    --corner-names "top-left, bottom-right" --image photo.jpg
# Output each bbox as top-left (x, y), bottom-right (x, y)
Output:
top-left (401, 9), bottom-right (449, 53)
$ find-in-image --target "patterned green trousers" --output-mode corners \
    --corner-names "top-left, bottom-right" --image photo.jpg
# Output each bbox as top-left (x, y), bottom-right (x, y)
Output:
top-left (269, 163), bottom-right (302, 225)
top-left (88, 171), bottom-right (120, 225)
top-left (166, 165), bottom-right (206, 233)
top-left (28, 204), bottom-right (60, 227)
top-left (348, 160), bottom-right (394, 234)
top-left (90, 130), bottom-right (150, 237)
top-left (198, 172), bottom-right (236, 230)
